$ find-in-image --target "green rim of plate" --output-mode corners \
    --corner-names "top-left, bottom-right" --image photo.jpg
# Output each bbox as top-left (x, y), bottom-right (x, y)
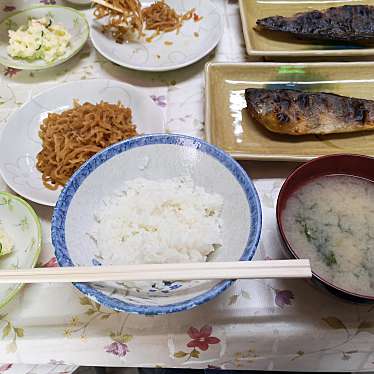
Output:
top-left (0, 192), bottom-right (42, 309)
top-left (0, 5), bottom-right (89, 71)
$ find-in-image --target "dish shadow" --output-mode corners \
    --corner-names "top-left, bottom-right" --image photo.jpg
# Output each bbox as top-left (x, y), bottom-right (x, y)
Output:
top-left (2, 270), bottom-right (364, 335)
top-left (99, 44), bottom-right (217, 87)
top-left (2, 185), bottom-right (53, 222)
top-left (2, 42), bottom-right (90, 85)
top-left (61, 0), bottom-right (91, 9)
top-left (240, 160), bottom-right (300, 179)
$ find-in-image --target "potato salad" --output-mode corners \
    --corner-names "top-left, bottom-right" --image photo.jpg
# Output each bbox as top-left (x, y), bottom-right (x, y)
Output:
top-left (0, 228), bottom-right (13, 257)
top-left (7, 17), bottom-right (71, 63)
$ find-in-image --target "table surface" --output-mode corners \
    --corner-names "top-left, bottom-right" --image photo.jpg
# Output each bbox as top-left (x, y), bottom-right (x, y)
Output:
top-left (0, 0), bottom-right (374, 372)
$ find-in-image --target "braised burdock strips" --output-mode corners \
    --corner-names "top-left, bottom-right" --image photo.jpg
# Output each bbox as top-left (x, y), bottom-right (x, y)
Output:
top-left (36, 101), bottom-right (138, 190)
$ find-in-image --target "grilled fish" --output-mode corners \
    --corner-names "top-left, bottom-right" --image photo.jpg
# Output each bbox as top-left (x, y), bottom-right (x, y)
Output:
top-left (256, 5), bottom-right (374, 43)
top-left (244, 88), bottom-right (374, 135)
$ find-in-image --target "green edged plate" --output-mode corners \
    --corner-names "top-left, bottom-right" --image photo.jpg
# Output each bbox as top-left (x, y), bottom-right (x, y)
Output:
top-left (0, 5), bottom-right (89, 70)
top-left (0, 192), bottom-right (42, 309)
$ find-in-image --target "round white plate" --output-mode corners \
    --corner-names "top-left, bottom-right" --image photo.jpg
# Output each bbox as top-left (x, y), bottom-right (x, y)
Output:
top-left (90, 0), bottom-right (223, 72)
top-left (0, 79), bottom-right (165, 206)
top-left (0, 5), bottom-right (89, 70)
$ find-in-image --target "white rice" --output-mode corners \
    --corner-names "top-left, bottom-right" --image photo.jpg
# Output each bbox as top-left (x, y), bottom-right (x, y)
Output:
top-left (92, 177), bottom-right (223, 265)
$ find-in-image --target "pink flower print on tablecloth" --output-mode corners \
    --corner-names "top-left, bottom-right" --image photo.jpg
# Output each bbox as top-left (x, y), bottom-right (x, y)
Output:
top-left (187, 325), bottom-right (220, 351)
top-left (4, 67), bottom-right (21, 78)
top-left (41, 257), bottom-right (58, 268)
top-left (207, 364), bottom-right (222, 369)
top-left (0, 364), bottom-right (12, 372)
top-left (150, 95), bottom-right (167, 108)
top-left (174, 325), bottom-right (221, 360)
top-left (105, 341), bottom-right (129, 357)
top-left (3, 5), bottom-right (16, 12)
top-left (275, 289), bottom-right (294, 308)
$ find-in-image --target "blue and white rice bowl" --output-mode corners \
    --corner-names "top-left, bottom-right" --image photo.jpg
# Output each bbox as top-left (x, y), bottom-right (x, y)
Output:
top-left (52, 134), bottom-right (262, 315)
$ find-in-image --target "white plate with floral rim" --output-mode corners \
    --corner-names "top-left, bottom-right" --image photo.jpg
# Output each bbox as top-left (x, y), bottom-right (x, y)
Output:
top-left (0, 192), bottom-right (41, 310)
top-left (89, 0), bottom-right (223, 72)
top-left (0, 5), bottom-right (89, 70)
top-left (0, 79), bottom-right (165, 206)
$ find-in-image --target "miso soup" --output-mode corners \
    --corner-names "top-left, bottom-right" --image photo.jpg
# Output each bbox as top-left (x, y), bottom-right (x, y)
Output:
top-left (282, 175), bottom-right (374, 296)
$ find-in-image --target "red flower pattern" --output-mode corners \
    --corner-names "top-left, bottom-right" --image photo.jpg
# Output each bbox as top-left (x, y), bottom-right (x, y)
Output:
top-left (105, 341), bottom-right (129, 357)
top-left (187, 325), bottom-right (220, 351)
top-left (0, 364), bottom-right (12, 372)
top-left (41, 257), bottom-right (58, 268)
top-left (275, 289), bottom-right (294, 308)
top-left (4, 67), bottom-right (21, 78)
top-left (3, 6), bottom-right (16, 12)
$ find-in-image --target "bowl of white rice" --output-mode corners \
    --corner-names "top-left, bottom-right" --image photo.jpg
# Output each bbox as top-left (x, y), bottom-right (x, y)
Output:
top-left (52, 134), bottom-right (262, 315)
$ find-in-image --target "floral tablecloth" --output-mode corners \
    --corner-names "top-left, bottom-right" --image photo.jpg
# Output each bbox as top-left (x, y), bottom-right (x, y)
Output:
top-left (0, 0), bottom-right (374, 372)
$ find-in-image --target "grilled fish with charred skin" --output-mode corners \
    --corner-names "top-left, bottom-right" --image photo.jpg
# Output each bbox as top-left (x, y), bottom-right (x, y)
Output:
top-left (256, 5), bottom-right (374, 43)
top-left (244, 88), bottom-right (374, 135)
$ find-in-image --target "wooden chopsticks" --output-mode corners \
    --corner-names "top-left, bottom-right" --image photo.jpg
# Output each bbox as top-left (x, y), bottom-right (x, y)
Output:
top-left (91, 0), bottom-right (125, 13)
top-left (0, 260), bottom-right (311, 283)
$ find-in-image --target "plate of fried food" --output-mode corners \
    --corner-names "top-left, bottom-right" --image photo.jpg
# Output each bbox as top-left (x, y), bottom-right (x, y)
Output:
top-left (0, 79), bottom-right (165, 206)
top-left (89, 0), bottom-right (223, 71)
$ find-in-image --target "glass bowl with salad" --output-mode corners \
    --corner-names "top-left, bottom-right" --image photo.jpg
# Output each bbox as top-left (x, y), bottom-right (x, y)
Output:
top-left (0, 5), bottom-right (89, 70)
top-left (0, 192), bottom-right (41, 309)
